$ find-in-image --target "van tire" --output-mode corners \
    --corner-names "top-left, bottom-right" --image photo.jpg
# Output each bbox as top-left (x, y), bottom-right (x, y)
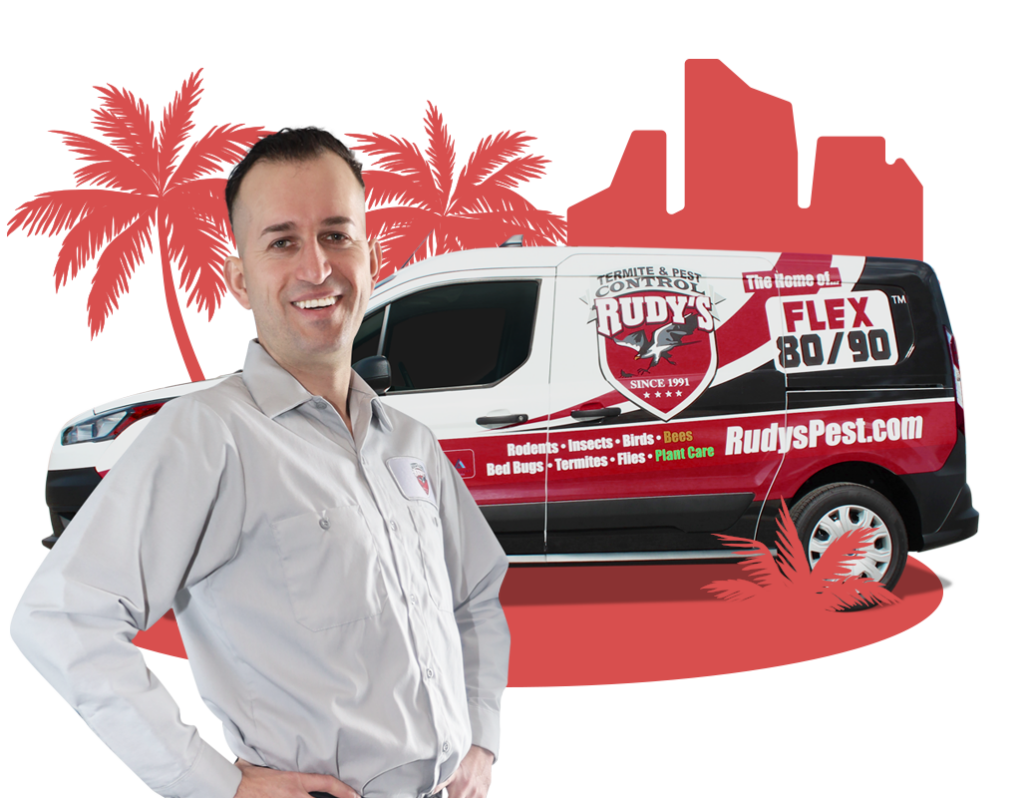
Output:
top-left (789, 483), bottom-right (908, 590)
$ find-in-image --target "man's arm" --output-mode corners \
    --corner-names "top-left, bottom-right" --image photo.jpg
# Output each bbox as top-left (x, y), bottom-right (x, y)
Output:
top-left (433, 442), bottom-right (511, 764)
top-left (11, 399), bottom-right (245, 798)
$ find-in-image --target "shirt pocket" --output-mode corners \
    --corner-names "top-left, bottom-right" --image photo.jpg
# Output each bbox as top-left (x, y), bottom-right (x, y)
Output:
top-left (410, 503), bottom-right (454, 613)
top-left (272, 504), bottom-right (388, 631)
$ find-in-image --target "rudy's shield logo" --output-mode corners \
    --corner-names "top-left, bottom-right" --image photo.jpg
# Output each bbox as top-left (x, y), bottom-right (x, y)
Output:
top-left (411, 462), bottom-right (429, 494)
top-left (594, 289), bottom-right (718, 420)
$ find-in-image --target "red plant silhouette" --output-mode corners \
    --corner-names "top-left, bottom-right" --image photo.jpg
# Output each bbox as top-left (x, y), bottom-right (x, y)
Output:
top-left (704, 501), bottom-right (901, 611)
top-left (91, 66), bottom-right (204, 123)
top-left (158, 68), bottom-right (204, 122)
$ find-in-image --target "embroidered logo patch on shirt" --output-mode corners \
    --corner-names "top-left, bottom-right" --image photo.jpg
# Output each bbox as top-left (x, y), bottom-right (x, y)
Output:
top-left (387, 457), bottom-right (437, 506)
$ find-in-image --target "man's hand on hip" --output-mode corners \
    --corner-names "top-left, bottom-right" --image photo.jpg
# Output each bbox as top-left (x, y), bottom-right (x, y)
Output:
top-left (234, 758), bottom-right (359, 798)
top-left (442, 745), bottom-right (494, 798)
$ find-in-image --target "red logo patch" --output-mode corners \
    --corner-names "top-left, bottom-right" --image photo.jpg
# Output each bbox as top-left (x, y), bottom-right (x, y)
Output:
top-left (411, 462), bottom-right (429, 494)
top-left (595, 289), bottom-right (718, 420)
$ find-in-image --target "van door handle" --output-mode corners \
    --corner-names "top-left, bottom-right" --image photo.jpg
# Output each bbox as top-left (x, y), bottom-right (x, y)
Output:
top-left (570, 408), bottom-right (622, 419)
top-left (476, 414), bottom-right (528, 427)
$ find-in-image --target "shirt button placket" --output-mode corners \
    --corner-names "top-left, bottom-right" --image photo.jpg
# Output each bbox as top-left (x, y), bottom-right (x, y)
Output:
top-left (393, 518), bottom-right (421, 610)
top-left (360, 460), bottom-right (420, 623)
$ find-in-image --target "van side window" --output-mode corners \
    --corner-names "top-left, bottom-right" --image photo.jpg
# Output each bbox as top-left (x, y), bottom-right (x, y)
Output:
top-left (381, 281), bottom-right (539, 392)
top-left (352, 308), bottom-right (384, 364)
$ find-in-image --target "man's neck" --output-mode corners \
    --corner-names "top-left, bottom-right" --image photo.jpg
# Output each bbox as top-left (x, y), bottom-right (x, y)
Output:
top-left (260, 343), bottom-right (355, 434)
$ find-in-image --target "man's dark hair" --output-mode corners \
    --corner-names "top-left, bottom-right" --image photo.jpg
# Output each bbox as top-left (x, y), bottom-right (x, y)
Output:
top-left (224, 127), bottom-right (365, 229)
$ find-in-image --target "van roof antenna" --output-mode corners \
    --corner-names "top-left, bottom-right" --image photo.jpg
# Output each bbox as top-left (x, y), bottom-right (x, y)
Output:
top-left (399, 229), bottom-right (432, 270)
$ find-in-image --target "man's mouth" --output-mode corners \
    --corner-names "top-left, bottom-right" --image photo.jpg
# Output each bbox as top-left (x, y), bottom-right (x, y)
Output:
top-left (292, 295), bottom-right (339, 309)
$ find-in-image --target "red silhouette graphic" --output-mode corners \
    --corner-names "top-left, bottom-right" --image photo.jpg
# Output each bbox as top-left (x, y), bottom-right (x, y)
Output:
top-left (90, 67), bottom-right (205, 124)
top-left (704, 502), bottom-right (900, 611)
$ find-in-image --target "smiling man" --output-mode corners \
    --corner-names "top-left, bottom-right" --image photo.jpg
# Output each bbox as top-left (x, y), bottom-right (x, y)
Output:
top-left (12, 128), bottom-right (510, 798)
top-left (224, 139), bottom-right (377, 410)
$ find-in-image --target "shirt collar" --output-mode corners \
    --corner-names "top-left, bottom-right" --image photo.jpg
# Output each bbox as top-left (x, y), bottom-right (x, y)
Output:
top-left (241, 340), bottom-right (393, 433)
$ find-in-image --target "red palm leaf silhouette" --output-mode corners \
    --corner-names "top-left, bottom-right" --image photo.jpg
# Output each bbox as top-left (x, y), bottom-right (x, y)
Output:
top-left (160, 68), bottom-right (204, 122)
top-left (703, 501), bottom-right (901, 611)
top-left (91, 67), bottom-right (204, 124)
top-left (89, 81), bottom-right (151, 125)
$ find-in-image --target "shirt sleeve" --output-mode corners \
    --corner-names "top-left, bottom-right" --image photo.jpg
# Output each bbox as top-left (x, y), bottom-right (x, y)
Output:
top-left (432, 439), bottom-right (511, 763)
top-left (10, 397), bottom-right (245, 798)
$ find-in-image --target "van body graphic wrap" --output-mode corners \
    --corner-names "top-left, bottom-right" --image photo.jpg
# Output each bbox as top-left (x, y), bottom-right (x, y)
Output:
top-left (714, 252), bottom-right (839, 368)
top-left (538, 252), bottom-right (881, 428)
top-left (441, 398), bottom-right (956, 506)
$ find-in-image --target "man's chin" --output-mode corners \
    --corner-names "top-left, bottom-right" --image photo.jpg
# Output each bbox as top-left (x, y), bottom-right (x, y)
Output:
top-left (297, 340), bottom-right (349, 361)
top-left (258, 337), bottom-right (351, 371)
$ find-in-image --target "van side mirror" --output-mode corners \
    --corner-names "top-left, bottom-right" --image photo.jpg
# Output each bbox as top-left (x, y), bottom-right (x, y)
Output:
top-left (352, 356), bottom-right (391, 396)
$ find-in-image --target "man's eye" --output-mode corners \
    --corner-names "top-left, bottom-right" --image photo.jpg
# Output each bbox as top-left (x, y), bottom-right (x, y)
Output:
top-left (324, 232), bottom-right (349, 243)
top-left (270, 239), bottom-right (291, 249)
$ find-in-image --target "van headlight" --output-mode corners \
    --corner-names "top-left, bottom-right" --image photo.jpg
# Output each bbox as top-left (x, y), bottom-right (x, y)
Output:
top-left (62, 411), bottom-right (127, 444)
top-left (61, 402), bottom-right (166, 445)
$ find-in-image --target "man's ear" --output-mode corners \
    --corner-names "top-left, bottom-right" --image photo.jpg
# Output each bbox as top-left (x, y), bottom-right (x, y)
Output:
top-left (368, 238), bottom-right (383, 287)
top-left (223, 255), bottom-right (251, 310)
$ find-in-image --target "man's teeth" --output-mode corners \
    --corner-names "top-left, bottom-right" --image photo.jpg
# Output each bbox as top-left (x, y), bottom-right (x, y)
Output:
top-left (293, 296), bottom-right (338, 309)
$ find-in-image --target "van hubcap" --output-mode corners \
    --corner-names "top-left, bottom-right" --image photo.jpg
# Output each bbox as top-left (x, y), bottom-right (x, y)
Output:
top-left (806, 504), bottom-right (892, 581)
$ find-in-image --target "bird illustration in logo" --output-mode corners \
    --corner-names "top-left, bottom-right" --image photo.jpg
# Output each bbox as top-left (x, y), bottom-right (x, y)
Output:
top-left (411, 463), bottom-right (430, 494)
top-left (611, 314), bottom-right (700, 372)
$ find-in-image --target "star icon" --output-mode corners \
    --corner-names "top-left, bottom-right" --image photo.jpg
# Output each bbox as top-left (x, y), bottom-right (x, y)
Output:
top-left (644, 392), bottom-right (650, 398)
top-left (676, 390), bottom-right (683, 396)
top-left (655, 391), bottom-right (662, 397)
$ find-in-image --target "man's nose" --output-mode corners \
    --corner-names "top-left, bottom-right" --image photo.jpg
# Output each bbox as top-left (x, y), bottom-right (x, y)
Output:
top-left (294, 240), bottom-right (332, 285)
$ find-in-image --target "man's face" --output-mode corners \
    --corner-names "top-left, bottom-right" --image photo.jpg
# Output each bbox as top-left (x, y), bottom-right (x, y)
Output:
top-left (224, 152), bottom-right (381, 373)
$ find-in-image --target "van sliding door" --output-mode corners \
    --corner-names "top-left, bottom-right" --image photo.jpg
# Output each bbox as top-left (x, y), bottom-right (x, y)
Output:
top-left (545, 252), bottom-right (786, 558)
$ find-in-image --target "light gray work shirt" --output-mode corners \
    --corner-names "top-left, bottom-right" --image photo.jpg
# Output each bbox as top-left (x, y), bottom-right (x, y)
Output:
top-left (11, 340), bottom-right (510, 798)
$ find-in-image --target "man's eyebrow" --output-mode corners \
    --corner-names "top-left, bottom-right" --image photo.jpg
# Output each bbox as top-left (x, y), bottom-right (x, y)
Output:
top-left (260, 217), bottom-right (356, 238)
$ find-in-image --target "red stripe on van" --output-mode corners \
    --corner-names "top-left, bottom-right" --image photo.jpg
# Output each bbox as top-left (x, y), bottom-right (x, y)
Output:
top-left (717, 252), bottom-right (835, 367)
top-left (443, 399), bottom-right (955, 506)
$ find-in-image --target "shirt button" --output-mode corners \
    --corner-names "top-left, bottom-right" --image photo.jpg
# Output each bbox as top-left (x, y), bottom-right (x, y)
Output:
top-left (442, 741), bottom-right (450, 754)
top-left (409, 595), bottom-right (418, 605)
top-left (313, 399), bottom-right (327, 410)
top-left (425, 668), bottom-right (434, 679)
top-left (319, 517), bottom-right (330, 530)
top-left (390, 520), bottom-right (398, 531)
top-left (432, 516), bottom-right (439, 526)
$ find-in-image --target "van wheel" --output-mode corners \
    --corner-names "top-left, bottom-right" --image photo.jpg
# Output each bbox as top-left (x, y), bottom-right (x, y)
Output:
top-left (789, 483), bottom-right (908, 589)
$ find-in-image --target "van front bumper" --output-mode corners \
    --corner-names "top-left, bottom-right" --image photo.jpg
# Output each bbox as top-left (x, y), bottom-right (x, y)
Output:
top-left (43, 466), bottom-right (104, 548)
top-left (920, 482), bottom-right (979, 551)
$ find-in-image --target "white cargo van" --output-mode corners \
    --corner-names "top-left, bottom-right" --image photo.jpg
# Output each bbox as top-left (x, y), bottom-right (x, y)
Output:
top-left (45, 246), bottom-right (977, 589)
